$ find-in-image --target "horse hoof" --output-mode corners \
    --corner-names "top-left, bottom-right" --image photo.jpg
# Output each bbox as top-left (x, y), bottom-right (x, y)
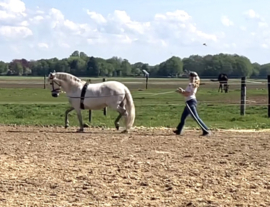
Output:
top-left (121, 130), bottom-right (128, 134)
top-left (115, 122), bottom-right (120, 130)
top-left (76, 129), bottom-right (84, 133)
top-left (83, 123), bottom-right (89, 128)
top-left (65, 125), bottom-right (69, 129)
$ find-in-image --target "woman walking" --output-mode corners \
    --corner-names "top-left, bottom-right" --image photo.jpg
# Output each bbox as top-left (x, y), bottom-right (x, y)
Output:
top-left (173, 71), bottom-right (211, 136)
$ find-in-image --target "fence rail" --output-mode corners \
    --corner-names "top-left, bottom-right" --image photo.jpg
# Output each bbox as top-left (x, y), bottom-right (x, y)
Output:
top-left (1, 75), bottom-right (270, 120)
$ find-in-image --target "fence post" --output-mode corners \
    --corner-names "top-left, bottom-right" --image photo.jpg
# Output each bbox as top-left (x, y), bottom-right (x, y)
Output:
top-left (268, 75), bottom-right (270, 118)
top-left (43, 74), bottom-right (46, 89)
top-left (240, 77), bottom-right (246, 115)
top-left (142, 70), bottom-right (149, 90)
top-left (145, 74), bottom-right (149, 89)
top-left (88, 110), bottom-right (92, 122)
top-left (103, 78), bottom-right (107, 116)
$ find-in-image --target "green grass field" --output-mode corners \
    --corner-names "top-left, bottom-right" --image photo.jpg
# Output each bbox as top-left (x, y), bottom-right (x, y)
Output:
top-left (0, 76), bottom-right (269, 129)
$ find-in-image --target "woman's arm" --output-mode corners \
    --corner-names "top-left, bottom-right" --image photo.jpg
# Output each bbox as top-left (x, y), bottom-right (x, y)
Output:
top-left (180, 90), bottom-right (192, 97)
top-left (176, 86), bottom-right (193, 97)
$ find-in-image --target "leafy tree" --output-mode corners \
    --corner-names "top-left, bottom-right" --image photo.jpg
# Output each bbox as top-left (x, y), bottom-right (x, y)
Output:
top-left (183, 55), bottom-right (204, 75)
top-left (259, 63), bottom-right (270, 77)
top-left (120, 59), bottom-right (132, 76)
top-left (70, 50), bottom-right (80, 57)
top-left (12, 61), bottom-right (24, 75)
top-left (54, 58), bottom-right (70, 73)
top-left (158, 56), bottom-right (183, 77)
top-left (0, 61), bottom-right (8, 74)
top-left (0, 51), bottom-right (268, 78)
top-left (87, 56), bottom-right (99, 77)
top-left (251, 63), bottom-right (260, 77)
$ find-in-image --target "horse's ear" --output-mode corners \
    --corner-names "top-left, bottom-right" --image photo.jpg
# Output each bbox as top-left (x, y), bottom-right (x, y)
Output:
top-left (49, 72), bottom-right (55, 79)
top-left (53, 70), bottom-right (56, 73)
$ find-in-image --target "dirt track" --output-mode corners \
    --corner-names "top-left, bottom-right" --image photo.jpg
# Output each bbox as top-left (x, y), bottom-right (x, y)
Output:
top-left (0, 126), bottom-right (270, 207)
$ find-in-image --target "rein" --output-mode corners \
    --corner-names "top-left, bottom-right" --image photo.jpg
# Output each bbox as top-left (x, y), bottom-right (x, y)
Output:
top-left (50, 80), bottom-right (61, 93)
top-left (67, 94), bottom-right (126, 99)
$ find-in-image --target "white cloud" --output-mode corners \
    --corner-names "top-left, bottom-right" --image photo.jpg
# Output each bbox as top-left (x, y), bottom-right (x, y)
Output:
top-left (258, 22), bottom-right (268, 28)
top-left (86, 10), bottom-right (107, 24)
top-left (109, 10), bottom-right (132, 23)
top-left (261, 44), bottom-right (268, 49)
top-left (37, 42), bottom-right (49, 49)
top-left (0, 2), bottom-right (219, 62)
top-left (30, 15), bottom-right (44, 24)
top-left (152, 10), bottom-right (218, 44)
top-left (244, 9), bottom-right (262, 20)
top-left (0, 0), bottom-right (269, 65)
top-left (20, 20), bottom-right (28, 26)
top-left (221, 16), bottom-right (234, 26)
top-left (0, 0), bottom-right (31, 40)
top-left (154, 10), bottom-right (191, 22)
top-left (0, 25), bottom-right (32, 38)
top-left (0, 0), bottom-right (26, 15)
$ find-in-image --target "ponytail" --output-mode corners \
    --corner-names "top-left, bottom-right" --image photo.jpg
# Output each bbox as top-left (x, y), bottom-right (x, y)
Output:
top-left (191, 76), bottom-right (200, 88)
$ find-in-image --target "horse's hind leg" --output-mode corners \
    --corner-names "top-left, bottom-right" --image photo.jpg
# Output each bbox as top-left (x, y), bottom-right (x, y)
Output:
top-left (225, 83), bottom-right (228, 93)
top-left (112, 101), bottom-right (128, 133)
top-left (114, 101), bottom-right (125, 131)
top-left (114, 113), bottom-right (122, 130)
top-left (219, 84), bottom-right (223, 93)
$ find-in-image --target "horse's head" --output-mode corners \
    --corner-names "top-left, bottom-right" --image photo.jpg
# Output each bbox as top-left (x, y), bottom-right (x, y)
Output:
top-left (47, 71), bottom-right (83, 97)
top-left (47, 70), bottom-right (61, 98)
top-left (218, 73), bottom-right (228, 81)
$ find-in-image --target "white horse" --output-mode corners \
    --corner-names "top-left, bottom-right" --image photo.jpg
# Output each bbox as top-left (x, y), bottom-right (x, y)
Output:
top-left (47, 71), bottom-right (136, 133)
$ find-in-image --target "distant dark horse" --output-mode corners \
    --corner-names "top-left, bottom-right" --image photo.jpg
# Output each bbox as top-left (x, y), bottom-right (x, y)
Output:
top-left (211, 73), bottom-right (229, 93)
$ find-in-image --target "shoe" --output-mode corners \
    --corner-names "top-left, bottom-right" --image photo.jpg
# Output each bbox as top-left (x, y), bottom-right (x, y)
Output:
top-left (173, 130), bottom-right (180, 135)
top-left (201, 131), bottom-right (211, 136)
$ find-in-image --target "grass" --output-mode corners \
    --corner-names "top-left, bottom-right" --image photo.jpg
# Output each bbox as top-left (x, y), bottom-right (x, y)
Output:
top-left (0, 78), bottom-right (269, 129)
top-left (0, 103), bottom-right (269, 129)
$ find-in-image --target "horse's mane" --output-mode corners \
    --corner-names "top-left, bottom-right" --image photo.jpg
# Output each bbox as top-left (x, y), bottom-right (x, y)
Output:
top-left (55, 72), bottom-right (82, 83)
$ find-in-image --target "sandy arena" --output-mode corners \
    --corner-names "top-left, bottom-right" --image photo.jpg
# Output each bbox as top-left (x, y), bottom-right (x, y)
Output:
top-left (0, 126), bottom-right (270, 207)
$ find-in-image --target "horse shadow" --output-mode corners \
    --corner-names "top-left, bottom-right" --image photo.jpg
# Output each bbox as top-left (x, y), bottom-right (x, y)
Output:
top-left (6, 129), bottom-right (106, 134)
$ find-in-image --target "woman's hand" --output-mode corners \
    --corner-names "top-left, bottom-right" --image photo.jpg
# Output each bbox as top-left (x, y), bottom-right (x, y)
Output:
top-left (175, 87), bottom-right (184, 93)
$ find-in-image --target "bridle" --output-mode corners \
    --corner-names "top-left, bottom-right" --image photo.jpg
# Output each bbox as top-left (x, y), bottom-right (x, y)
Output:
top-left (49, 74), bottom-right (61, 94)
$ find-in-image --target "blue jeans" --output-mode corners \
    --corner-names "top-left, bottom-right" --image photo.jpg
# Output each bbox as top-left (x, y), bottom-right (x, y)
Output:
top-left (177, 99), bottom-right (209, 133)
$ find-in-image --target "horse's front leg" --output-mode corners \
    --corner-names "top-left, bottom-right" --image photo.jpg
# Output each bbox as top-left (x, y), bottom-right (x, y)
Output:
top-left (75, 109), bottom-right (84, 132)
top-left (65, 107), bottom-right (74, 129)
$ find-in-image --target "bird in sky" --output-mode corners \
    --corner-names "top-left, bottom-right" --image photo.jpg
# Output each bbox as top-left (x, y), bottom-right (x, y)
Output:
top-left (203, 43), bottom-right (207, 46)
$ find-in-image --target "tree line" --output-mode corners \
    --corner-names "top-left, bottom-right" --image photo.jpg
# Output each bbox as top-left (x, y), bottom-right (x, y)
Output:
top-left (0, 50), bottom-right (269, 78)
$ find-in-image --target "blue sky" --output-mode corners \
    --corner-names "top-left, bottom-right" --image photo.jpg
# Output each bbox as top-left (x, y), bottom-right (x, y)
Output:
top-left (0, 0), bottom-right (269, 65)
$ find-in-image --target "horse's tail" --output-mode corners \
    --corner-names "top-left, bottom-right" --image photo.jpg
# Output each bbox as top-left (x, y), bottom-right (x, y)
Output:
top-left (124, 87), bottom-right (136, 130)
